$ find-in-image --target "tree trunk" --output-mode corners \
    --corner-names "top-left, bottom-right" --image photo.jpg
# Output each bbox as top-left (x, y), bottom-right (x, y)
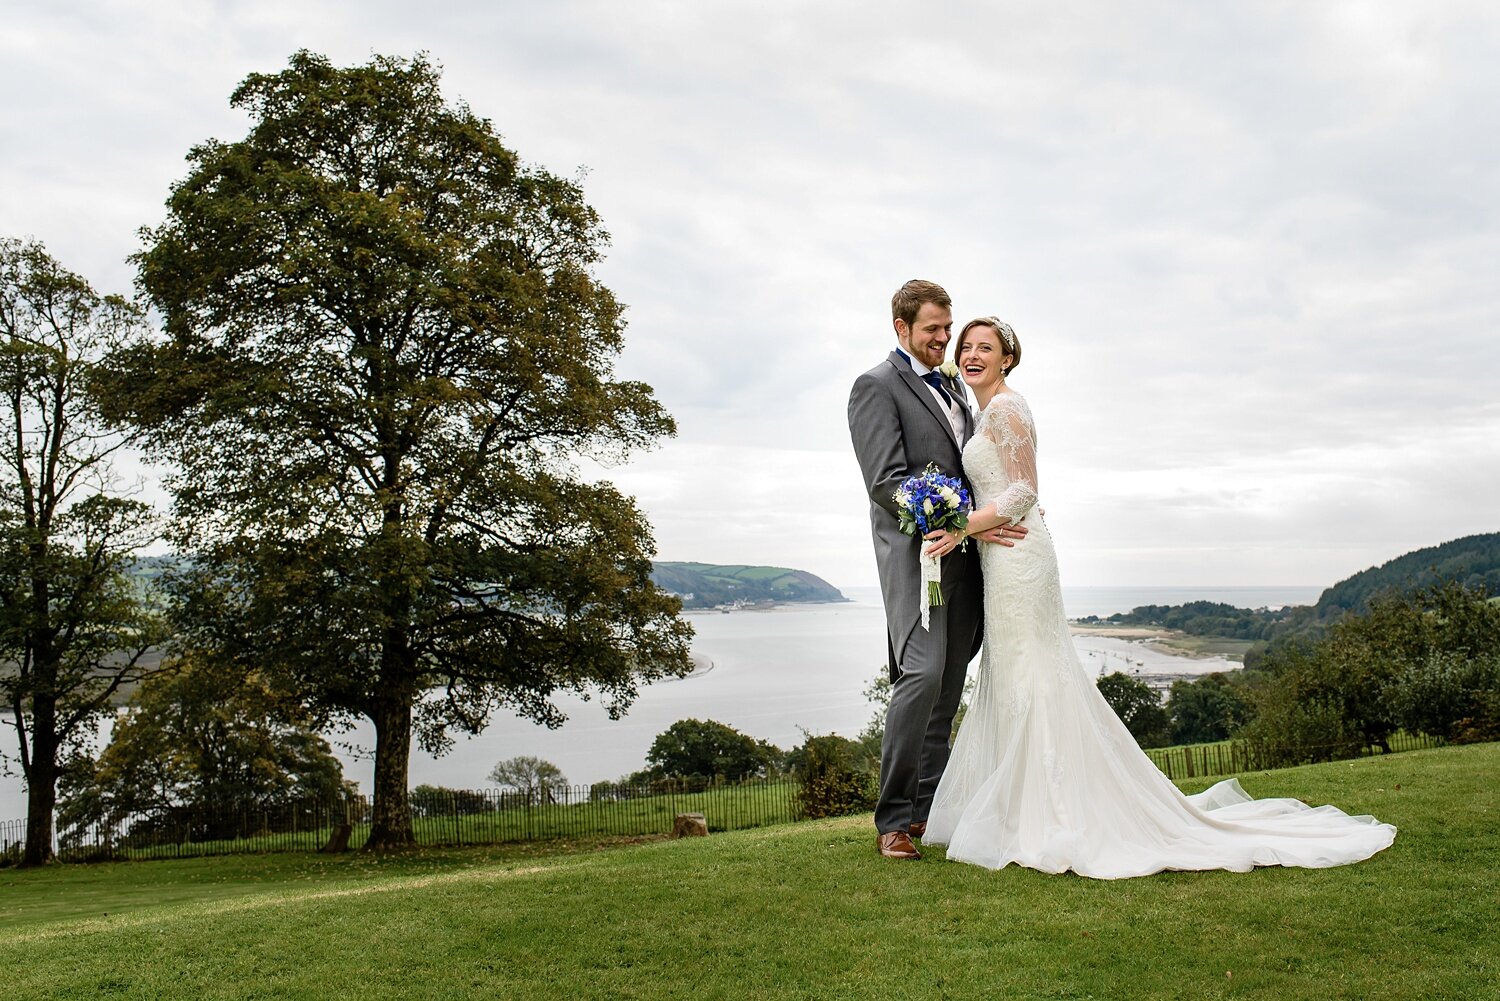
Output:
top-left (364, 694), bottom-right (415, 850)
top-left (22, 697), bottom-right (57, 867)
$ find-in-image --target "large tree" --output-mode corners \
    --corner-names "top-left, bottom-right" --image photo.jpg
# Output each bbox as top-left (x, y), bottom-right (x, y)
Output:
top-left (0, 238), bottom-right (163, 866)
top-left (103, 52), bottom-right (692, 848)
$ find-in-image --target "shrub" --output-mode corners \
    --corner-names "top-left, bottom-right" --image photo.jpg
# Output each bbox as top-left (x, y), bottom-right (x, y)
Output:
top-left (1239, 666), bottom-right (1365, 769)
top-left (1389, 651), bottom-right (1500, 743)
top-left (1167, 673), bottom-right (1255, 744)
top-left (410, 785), bottom-right (495, 817)
top-left (1096, 672), bottom-right (1173, 748)
top-left (1243, 582), bottom-right (1500, 762)
top-left (793, 733), bottom-right (877, 820)
top-left (589, 781), bottom-right (627, 802)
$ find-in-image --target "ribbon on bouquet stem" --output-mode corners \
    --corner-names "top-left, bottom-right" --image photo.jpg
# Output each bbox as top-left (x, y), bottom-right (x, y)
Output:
top-left (919, 549), bottom-right (944, 630)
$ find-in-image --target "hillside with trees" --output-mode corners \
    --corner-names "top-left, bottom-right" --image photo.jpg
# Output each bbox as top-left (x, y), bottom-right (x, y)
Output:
top-left (650, 563), bottom-right (846, 608)
top-left (1315, 532), bottom-right (1500, 615)
top-left (1078, 533), bottom-right (1500, 659)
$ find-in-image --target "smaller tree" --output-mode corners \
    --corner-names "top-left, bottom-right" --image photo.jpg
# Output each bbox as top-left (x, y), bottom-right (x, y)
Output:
top-left (1167, 673), bottom-right (1254, 745)
top-left (1388, 650), bottom-right (1500, 744)
top-left (59, 651), bottom-right (347, 843)
top-left (861, 666), bottom-right (972, 751)
top-left (1239, 646), bottom-right (1365, 768)
top-left (645, 719), bottom-right (781, 782)
top-left (488, 755), bottom-right (568, 804)
top-left (1096, 672), bottom-right (1173, 748)
top-left (1, 238), bottom-right (164, 865)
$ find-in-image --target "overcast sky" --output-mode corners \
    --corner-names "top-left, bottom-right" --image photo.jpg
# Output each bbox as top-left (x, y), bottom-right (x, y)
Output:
top-left (4, 1), bottom-right (1497, 589)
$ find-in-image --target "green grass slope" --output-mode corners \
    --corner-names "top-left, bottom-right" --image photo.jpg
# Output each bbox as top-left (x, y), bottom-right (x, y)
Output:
top-left (3, 744), bottom-right (1496, 1000)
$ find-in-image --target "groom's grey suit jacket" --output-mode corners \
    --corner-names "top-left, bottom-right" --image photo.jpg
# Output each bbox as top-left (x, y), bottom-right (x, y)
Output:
top-left (849, 351), bottom-right (984, 679)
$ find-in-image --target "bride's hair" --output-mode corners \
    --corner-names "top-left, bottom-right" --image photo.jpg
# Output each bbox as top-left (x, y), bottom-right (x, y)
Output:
top-left (957, 316), bottom-right (1021, 375)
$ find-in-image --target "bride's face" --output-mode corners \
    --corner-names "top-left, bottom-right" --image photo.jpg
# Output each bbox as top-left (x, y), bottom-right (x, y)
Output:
top-left (958, 326), bottom-right (1008, 390)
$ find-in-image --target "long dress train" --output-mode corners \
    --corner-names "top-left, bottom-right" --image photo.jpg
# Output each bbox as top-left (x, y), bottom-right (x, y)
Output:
top-left (923, 391), bottom-right (1396, 878)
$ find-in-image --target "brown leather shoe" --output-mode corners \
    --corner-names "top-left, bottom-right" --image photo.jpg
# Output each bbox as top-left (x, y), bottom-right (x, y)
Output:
top-left (909, 821), bottom-right (927, 839)
top-left (877, 830), bottom-right (922, 860)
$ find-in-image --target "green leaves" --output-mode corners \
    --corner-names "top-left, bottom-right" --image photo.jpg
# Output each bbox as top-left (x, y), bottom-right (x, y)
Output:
top-left (104, 52), bottom-right (691, 843)
top-left (1, 238), bottom-right (163, 864)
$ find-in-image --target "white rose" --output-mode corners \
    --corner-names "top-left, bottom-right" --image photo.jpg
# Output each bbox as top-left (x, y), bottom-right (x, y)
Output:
top-left (939, 361), bottom-right (959, 379)
top-left (922, 498), bottom-right (934, 516)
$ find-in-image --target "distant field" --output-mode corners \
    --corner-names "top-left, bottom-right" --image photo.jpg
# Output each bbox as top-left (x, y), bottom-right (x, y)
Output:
top-left (1070, 621), bottom-right (1255, 661)
top-left (1147, 633), bottom-right (1256, 660)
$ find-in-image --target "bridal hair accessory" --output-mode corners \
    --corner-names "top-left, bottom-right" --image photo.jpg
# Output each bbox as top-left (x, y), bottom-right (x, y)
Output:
top-left (983, 317), bottom-right (1016, 351)
top-left (893, 463), bottom-right (973, 629)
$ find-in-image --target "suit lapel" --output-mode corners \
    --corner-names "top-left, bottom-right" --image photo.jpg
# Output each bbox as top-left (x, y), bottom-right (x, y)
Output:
top-left (887, 352), bottom-right (956, 442)
top-left (955, 378), bottom-right (976, 443)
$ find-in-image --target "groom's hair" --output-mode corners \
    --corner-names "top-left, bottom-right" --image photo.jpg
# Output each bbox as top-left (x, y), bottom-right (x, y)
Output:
top-left (891, 279), bottom-right (951, 329)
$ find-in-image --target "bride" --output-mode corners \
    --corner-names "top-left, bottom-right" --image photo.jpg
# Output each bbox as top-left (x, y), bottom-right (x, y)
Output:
top-left (916, 316), bottom-right (1396, 878)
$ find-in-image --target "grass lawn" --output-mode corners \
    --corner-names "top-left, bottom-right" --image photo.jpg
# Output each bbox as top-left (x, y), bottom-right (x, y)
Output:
top-left (2, 743), bottom-right (1496, 1000)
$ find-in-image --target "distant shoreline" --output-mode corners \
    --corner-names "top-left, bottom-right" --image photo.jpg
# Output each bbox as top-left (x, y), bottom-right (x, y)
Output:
top-left (659, 653), bottom-right (715, 681)
top-left (1069, 622), bottom-right (1253, 663)
top-left (680, 597), bottom-right (851, 614)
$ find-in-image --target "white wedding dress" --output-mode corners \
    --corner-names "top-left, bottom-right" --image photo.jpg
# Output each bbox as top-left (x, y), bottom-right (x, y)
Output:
top-left (923, 391), bottom-right (1396, 878)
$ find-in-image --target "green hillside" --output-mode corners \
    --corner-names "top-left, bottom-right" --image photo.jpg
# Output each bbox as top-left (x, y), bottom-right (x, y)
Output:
top-left (1315, 531), bottom-right (1500, 615)
top-left (128, 556), bottom-right (846, 612)
top-left (650, 562), bottom-right (847, 608)
top-left (1089, 532), bottom-right (1500, 648)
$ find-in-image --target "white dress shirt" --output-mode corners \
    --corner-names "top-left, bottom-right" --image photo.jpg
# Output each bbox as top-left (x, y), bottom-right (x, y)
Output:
top-left (904, 352), bottom-right (970, 443)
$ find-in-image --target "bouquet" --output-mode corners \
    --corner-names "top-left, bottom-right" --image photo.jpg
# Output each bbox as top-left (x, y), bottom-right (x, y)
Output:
top-left (893, 463), bottom-right (972, 629)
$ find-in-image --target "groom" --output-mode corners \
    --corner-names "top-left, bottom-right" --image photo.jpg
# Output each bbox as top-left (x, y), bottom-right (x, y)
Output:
top-left (848, 279), bottom-right (1017, 860)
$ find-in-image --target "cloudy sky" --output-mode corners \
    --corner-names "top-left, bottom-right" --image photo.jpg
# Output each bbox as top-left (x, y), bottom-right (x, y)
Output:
top-left (4, 1), bottom-right (1497, 590)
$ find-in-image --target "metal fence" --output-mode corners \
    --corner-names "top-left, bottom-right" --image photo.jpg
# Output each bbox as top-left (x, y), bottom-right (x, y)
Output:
top-left (0, 777), bottom-right (801, 864)
top-left (0, 817), bottom-right (24, 860)
top-left (1144, 730), bottom-right (1445, 782)
top-left (2, 732), bottom-right (1452, 864)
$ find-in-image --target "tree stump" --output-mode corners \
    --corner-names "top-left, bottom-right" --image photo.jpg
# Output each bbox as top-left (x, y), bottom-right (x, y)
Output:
top-left (319, 822), bottom-right (353, 853)
top-left (672, 813), bottom-right (709, 838)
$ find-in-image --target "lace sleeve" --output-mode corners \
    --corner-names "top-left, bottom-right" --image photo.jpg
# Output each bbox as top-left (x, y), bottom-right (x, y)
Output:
top-left (979, 395), bottom-right (1038, 524)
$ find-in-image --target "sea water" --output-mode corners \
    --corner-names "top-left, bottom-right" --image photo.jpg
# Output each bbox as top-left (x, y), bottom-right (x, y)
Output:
top-left (0, 584), bottom-right (1322, 817)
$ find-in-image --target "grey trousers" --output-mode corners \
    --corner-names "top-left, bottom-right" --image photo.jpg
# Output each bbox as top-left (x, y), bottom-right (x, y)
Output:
top-left (874, 581), bottom-right (982, 834)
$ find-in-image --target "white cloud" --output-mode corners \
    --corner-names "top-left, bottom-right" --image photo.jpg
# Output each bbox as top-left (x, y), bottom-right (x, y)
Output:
top-left (3, 0), bottom-right (1496, 589)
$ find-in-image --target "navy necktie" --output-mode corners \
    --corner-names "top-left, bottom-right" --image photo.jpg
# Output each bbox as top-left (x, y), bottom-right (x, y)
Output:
top-left (920, 370), bottom-right (954, 410)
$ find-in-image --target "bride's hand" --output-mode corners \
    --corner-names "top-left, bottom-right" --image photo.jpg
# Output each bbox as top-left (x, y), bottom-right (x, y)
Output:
top-left (973, 524), bottom-right (1027, 547)
top-left (923, 528), bottom-right (966, 557)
